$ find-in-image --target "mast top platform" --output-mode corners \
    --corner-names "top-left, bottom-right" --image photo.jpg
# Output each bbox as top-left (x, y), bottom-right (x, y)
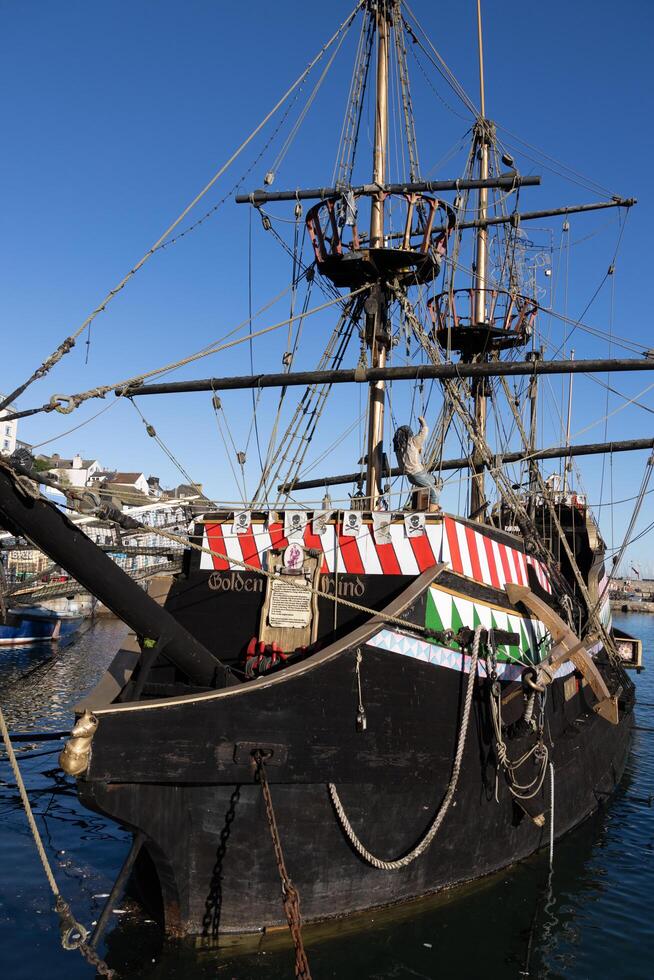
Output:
top-left (429, 289), bottom-right (537, 355)
top-left (305, 191), bottom-right (455, 288)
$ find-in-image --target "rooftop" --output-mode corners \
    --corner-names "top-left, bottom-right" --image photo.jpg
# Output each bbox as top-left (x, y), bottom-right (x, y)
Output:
top-left (91, 471), bottom-right (145, 483)
top-left (48, 458), bottom-right (97, 469)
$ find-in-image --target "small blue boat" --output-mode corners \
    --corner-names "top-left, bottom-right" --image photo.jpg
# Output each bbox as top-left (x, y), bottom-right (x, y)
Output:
top-left (0, 605), bottom-right (84, 647)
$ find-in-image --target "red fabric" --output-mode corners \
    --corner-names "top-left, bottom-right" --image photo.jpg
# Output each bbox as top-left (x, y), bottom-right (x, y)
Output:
top-left (482, 534), bottom-right (501, 589)
top-left (375, 541), bottom-right (402, 574)
top-left (498, 543), bottom-right (514, 584)
top-left (336, 522), bottom-right (365, 574)
top-left (303, 524), bottom-right (329, 573)
top-left (408, 531), bottom-right (437, 571)
top-left (465, 526), bottom-right (483, 582)
top-left (445, 517), bottom-right (463, 573)
top-left (205, 523), bottom-right (229, 571)
top-left (267, 522), bottom-right (288, 550)
top-left (237, 524), bottom-right (261, 569)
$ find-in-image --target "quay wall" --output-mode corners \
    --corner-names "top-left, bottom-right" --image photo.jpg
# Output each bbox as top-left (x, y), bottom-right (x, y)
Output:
top-left (611, 599), bottom-right (654, 614)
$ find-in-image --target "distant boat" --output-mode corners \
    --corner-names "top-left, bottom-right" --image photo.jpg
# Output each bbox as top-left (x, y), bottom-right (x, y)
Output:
top-left (0, 604), bottom-right (84, 648)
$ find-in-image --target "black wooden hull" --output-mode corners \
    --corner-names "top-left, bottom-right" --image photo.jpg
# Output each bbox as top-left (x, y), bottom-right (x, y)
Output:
top-left (79, 633), bottom-right (633, 939)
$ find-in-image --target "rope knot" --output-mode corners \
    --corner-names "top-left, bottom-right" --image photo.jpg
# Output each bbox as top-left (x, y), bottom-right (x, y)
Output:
top-left (48, 394), bottom-right (81, 415)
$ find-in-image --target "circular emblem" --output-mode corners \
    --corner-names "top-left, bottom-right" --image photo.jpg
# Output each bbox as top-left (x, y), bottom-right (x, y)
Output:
top-left (283, 543), bottom-right (304, 570)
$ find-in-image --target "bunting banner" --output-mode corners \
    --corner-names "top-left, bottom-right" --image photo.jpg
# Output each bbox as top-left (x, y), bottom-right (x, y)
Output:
top-left (342, 511), bottom-right (363, 536)
top-left (404, 512), bottom-right (426, 538)
top-left (284, 510), bottom-right (307, 541)
top-left (200, 514), bottom-right (553, 595)
top-left (232, 510), bottom-right (251, 535)
top-left (312, 510), bottom-right (333, 536)
top-left (372, 511), bottom-right (393, 545)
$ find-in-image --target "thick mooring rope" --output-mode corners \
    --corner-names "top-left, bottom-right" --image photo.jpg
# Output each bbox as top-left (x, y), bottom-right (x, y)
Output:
top-left (328, 625), bottom-right (482, 871)
top-left (0, 708), bottom-right (115, 977)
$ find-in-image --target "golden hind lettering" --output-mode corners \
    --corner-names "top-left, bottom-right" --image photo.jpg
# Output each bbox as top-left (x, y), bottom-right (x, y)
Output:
top-left (319, 575), bottom-right (365, 598)
top-left (208, 571), bottom-right (265, 593)
top-left (207, 571), bottom-right (364, 597)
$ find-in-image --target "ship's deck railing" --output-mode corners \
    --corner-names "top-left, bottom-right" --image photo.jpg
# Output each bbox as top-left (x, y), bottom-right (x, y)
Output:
top-left (305, 191), bottom-right (453, 265)
top-left (428, 288), bottom-right (537, 338)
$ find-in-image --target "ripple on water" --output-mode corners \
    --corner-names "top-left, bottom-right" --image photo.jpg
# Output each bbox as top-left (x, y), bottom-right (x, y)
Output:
top-left (1, 615), bottom-right (654, 979)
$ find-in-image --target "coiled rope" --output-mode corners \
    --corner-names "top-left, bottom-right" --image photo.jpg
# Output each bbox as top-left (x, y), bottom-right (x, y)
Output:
top-left (488, 667), bottom-right (549, 801)
top-left (328, 625), bottom-right (482, 871)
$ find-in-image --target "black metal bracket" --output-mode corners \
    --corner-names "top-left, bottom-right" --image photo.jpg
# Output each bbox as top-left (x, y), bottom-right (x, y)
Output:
top-left (129, 635), bottom-right (172, 701)
top-left (89, 831), bottom-right (145, 950)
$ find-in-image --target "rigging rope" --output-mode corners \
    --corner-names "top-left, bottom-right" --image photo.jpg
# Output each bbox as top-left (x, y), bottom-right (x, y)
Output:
top-left (0, 1), bottom-right (363, 416)
top-left (248, 209), bottom-right (267, 497)
top-left (549, 213), bottom-right (630, 360)
top-left (394, 8), bottom-right (422, 180)
top-left (0, 708), bottom-right (115, 978)
top-left (402, 4), bottom-right (479, 118)
top-left (495, 374), bottom-right (622, 662)
top-left (607, 453), bottom-right (654, 583)
top-left (333, 6), bottom-right (375, 186)
top-left (328, 625), bottom-right (482, 870)
top-left (9, 285), bottom-right (369, 422)
top-left (150, 78), bottom-right (309, 256)
top-left (270, 25), bottom-right (349, 180)
top-left (570, 380), bottom-right (654, 441)
top-left (256, 296), bottom-right (363, 506)
top-left (112, 514), bottom-right (432, 633)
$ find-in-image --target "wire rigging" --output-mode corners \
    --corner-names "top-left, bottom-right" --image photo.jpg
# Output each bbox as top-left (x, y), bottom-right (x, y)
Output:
top-left (0, 1), bottom-right (363, 415)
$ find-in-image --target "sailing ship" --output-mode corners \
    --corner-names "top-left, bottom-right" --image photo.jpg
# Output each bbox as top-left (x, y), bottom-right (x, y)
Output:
top-left (0, 0), bottom-right (647, 952)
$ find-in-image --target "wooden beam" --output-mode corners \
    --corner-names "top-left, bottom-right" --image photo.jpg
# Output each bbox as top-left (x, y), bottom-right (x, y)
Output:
top-left (235, 175), bottom-right (541, 205)
top-left (504, 583), bottom-right (618, 724)
top-left (118, 357), bottom-right (654, 400)
top-left (279, 436), bottom-right (654, 492)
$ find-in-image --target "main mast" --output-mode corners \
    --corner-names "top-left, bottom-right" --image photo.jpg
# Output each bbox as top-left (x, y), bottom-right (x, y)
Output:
top-left (365, 0), bottom-right (391, 508)
top-left (469, 0), bottom-right (490, 521)
top-left (227, 0), bottom-right (638, 524)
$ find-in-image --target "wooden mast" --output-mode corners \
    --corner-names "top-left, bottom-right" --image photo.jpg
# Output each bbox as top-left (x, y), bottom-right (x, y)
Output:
top-left (365, 0), bottom-right (390, 508)
top-left (470, 0), bottom-right (490, 521)
top-left (563, 349), bottom-right (575, 491)
top-left (527, 350), bottom-right (542, 518)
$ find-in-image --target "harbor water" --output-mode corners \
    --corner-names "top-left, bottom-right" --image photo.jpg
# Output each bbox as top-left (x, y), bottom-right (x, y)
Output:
top-left (1, 615), bottom-right (652, 979)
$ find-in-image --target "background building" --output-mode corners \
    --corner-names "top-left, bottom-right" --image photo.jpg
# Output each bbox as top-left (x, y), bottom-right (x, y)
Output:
top-left (46, 454), bottom-right (103, 487)
top-left (0, 396), bottom-right (17, 456)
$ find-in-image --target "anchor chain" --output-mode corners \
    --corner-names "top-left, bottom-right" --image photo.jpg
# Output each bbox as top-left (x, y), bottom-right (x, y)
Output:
top-left (254, 751), bottom-right (312, 980)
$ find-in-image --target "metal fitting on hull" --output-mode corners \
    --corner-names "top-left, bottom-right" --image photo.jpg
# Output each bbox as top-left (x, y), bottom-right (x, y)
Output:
top-left (59, 710), bottom-right (98, 776)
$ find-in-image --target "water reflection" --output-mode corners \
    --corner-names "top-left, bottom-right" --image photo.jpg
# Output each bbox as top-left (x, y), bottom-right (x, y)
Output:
top-left (0, 616), bottom-right (652, 979)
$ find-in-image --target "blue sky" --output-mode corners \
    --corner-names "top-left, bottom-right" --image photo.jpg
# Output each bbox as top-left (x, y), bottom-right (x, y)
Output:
top-left (1, 0), bottom-right (653, 570)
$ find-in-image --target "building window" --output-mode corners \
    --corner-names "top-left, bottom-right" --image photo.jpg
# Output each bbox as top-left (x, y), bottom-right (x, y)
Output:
top-left (3, 440), bottom-right (10, 450)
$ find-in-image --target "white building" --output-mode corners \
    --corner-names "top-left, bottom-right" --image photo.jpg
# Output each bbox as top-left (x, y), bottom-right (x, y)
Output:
top-left (0, 396), bottom-right (17, 456)
top-left (47, 454), bottom-right (103, 487)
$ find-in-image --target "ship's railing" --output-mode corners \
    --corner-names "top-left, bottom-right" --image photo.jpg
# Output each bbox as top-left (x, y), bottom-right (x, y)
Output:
top-left (428, 288), bottom-right (537, 338)
top-left (516, 491), bottom-right (587, 510)
top-left (305, 192), bottom-right (453, 264)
